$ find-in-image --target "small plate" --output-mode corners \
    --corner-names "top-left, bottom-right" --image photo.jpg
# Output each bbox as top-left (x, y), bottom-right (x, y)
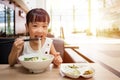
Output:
top-left (60, 64), bottom-right (95, 79)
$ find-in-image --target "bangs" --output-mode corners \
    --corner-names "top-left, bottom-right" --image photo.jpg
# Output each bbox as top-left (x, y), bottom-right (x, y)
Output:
top-left (32, 14), bottom-right (49, 23)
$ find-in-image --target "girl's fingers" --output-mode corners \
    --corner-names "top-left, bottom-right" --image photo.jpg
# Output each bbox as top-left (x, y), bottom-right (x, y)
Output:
top-left (14, 38), bottom-right (24, 50)
top-left (54, 56), bottom-right (63, 66)
top-left (54, 52), bottom-right (60, 57)
top-left (14, 38), bottom-right (24, 48)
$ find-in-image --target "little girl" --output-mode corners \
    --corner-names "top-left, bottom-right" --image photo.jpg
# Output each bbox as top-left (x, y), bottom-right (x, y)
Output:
top-left (8, 8), bottom-right (63, 67)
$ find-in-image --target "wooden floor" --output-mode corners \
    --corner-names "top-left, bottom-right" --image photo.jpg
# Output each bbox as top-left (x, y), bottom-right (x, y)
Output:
top-left (64, 35), bottom-right (120, 77)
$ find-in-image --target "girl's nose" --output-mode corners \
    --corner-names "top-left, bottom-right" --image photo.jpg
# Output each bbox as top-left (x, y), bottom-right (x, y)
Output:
top-left (38, 27), bottom-right (44, 32)
top-left (36, 27), bottom-right (44, 35)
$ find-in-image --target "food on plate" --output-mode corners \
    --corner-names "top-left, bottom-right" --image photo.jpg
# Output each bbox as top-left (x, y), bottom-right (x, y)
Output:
top-left (64, 68), bottom-right (80, 78)
top-left (83, 70), bottom-right (93, 75)
top-left (60, 64), bottom-right (81, 78)
top-left (65, 67), bottom-right (80, 75)
top-left (81, 67), bottom-right (95, 78)
top-left (68, 64), bottom-right (79, 69)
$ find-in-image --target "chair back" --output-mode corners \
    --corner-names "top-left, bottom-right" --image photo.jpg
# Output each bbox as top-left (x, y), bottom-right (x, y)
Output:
top-left (0, 38), bottom-right (14, 64)
top-left (52, 38), bottom-right (64, 58)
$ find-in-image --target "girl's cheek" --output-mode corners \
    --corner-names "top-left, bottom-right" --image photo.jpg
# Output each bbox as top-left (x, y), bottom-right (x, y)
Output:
top-left (31, 29), bottom-right (38, 34)
top-left (29, 30), bottom-right (36, 37)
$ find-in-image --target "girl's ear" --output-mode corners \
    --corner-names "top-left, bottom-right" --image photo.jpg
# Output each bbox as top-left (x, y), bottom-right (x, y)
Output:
top-left (25, 24), bottom-right (29, 36)
top-left (25, 24), bottom-right (28, 31)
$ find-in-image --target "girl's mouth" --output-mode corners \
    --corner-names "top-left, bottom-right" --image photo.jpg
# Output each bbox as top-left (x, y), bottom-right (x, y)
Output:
top-left (35, 35), bottom-right (42, 39)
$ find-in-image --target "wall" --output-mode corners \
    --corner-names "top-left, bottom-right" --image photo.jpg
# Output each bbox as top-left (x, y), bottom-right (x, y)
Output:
top-left (15, 6), bottom-right (26, 34)
top-left (36, 0), bottom-right (46, 9)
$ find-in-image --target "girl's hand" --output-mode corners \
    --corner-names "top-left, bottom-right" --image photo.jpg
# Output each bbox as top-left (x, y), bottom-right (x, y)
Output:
top-left (12, 38), bottom-right (24, 56)
top-left (53, 52), bottom-right (63, 67)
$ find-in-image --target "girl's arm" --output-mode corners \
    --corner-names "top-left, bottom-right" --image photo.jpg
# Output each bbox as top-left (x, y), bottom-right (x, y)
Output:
top-left (50, 43), bottom-right (63, 66)
top-left (8, 38), bottom-right (24, 67)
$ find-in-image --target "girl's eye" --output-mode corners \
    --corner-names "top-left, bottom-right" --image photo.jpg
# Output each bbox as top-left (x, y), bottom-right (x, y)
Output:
top-left (43, 26), bottom-right (47, 28)
top-left (33, 25), bottom-right (37, 27)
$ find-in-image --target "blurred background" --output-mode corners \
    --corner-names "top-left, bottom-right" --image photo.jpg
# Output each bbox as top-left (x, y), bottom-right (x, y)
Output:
top-left (0, 0), bottom-right (120, 39)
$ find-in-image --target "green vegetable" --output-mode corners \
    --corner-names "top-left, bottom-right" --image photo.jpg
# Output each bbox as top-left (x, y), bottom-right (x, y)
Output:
top-left (68, 65), bottom-right (79, 69)
top-left (42, 58), bottom-right (47, 60)
top-left (24, 57), bottom-right (39, 61)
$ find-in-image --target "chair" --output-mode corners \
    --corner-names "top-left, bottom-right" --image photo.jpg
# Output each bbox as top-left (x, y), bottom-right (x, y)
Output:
top-left (52, 38), bottom-right (64, 58)
top-left (0, 38), bottom-right (14, 64)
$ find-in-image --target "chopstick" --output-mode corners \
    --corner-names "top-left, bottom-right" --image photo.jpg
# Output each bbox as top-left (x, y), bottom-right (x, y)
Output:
top-left (24, 38), bottom-right (39, 41)
top-left (0, 38), bottom-right (40, 44)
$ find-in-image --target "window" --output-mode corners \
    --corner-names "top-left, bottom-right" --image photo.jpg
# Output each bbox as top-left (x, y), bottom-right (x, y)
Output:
top-left (46, 0), bottom-right (120, 37)
top-left (0, 3), bottom-right (15, 37)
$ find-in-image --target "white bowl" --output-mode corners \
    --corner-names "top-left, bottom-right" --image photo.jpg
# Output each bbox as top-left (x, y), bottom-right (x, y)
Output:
top-left (18, 53), bottom-right (54, 73)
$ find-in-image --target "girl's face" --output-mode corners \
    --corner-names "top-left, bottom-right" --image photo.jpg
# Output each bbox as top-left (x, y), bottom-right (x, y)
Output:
top-left (26, 22), bottom-right (48, 41)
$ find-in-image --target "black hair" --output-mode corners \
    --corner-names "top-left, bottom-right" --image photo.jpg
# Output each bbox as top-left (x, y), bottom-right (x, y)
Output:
top-left (26, 8), bottom-right (50, 25)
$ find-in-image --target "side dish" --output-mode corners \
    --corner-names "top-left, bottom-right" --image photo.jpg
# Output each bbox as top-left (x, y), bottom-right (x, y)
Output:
top-left (60, 64), bottom-right (95, 79)
top-left (83, 70), bottom-right (93, 75)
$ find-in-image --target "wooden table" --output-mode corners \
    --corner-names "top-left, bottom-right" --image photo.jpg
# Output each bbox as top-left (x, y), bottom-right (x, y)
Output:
top-left (0, 63), bottom-right (119, 80)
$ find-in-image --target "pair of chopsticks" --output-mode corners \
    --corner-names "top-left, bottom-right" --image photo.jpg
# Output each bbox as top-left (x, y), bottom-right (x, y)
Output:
top-left (0, 38), bottom-right (39, 44)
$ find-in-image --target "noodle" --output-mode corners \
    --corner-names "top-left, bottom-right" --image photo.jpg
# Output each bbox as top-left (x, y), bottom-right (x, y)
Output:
top-left (38, 38), bottom-right (41, 53)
